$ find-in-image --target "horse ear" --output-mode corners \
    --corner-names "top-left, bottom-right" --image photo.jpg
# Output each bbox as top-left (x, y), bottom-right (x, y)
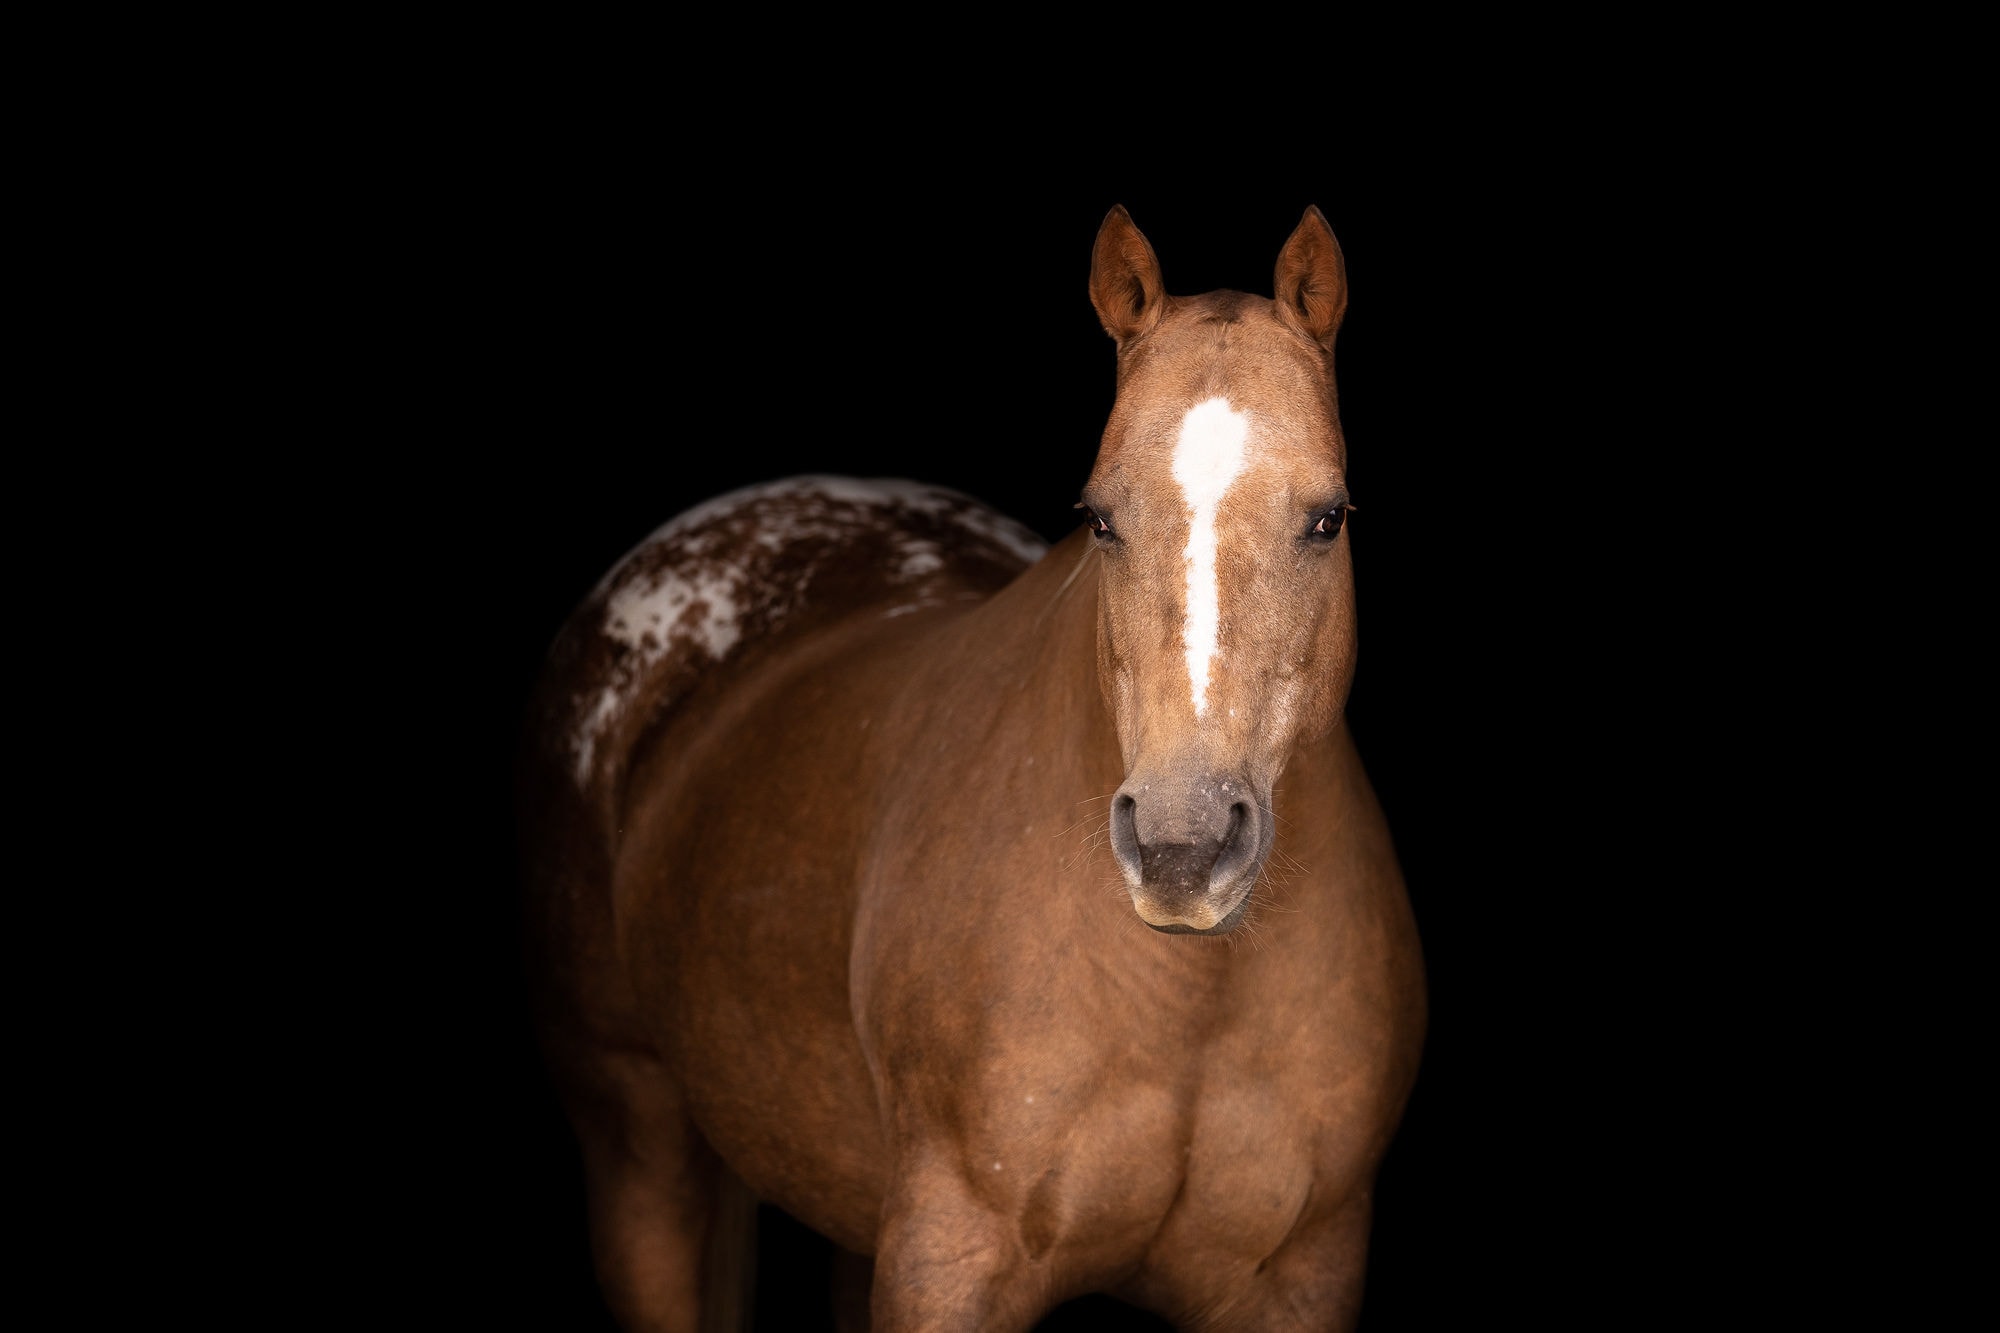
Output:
top-left (1274, 206), bottom-right (1348, 350)
top-left (1090, 205), bottom-right (1166, 342)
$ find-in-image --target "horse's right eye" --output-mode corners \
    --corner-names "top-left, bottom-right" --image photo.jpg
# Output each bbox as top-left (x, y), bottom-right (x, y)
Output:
top-left (1078, 504), bottom-right (1114, 539)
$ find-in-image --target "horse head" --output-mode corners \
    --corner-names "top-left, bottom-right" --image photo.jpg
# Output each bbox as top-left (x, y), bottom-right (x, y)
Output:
top-left (1083, 205), bottom-right (1356, 936)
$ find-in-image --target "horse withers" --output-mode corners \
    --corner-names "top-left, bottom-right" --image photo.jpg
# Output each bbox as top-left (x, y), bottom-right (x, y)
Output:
top-left (518, 205), bottom-right (1426, 1331)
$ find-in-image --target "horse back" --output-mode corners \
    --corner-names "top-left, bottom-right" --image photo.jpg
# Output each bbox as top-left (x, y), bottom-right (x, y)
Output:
top-left (526, 477), bottom-right (1042, 804)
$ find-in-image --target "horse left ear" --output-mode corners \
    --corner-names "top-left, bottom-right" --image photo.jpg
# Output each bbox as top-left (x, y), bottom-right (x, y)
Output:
top-left (1274, 206), bottom-right (1348, 350)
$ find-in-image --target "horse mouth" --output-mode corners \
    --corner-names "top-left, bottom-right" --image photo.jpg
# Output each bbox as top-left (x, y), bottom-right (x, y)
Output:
top-left (1141, 888), bottom-right (1254, 936)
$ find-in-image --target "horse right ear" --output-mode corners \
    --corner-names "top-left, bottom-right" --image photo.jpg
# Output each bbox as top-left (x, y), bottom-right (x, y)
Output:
top-left (1090, 205), bottom-right (1166, 342)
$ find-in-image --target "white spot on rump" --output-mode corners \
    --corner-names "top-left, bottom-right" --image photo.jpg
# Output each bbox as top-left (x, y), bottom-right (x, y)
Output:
top-left (897, 539), bottom-right (945, 579)
top-left (571, 685), bottom-right (622, 785)
top-left (1171, 397), bottom-right (1250, 718)
top-left (604, 566), bottom-right (742, 659)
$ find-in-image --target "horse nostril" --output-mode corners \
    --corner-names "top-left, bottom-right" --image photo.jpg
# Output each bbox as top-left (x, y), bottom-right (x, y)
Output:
top-left (1110, 793), bottom-right (1141, 883)
top-left (1211, 800), bottom-right (1256, 886)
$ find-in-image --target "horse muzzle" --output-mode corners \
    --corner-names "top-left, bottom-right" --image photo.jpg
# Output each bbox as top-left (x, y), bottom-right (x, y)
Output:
top-left (1108, 772), bottom-right (1272, 934)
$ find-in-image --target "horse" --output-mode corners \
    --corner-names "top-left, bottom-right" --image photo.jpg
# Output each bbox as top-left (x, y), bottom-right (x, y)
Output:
top-left (517, 204), bottom-right (1427, 1331)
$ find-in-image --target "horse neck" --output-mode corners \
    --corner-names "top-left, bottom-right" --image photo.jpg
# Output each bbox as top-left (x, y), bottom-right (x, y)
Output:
top-left (966, 527), bottom-right (1116, 775)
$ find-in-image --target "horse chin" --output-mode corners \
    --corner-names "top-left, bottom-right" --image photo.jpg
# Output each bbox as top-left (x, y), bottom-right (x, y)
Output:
top-left (1136, 884), bottom-right (1255, 936)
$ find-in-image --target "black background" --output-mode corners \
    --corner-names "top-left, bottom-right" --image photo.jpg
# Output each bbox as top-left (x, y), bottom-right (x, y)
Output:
top-left (336, 126), bottom-right (1779, 1328)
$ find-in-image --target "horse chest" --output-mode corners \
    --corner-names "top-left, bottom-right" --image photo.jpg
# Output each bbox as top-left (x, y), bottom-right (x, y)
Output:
top-left (882, 1059), bottom-right (1328, 1308)
top-left (874, 959), bottom-right (1355, 1270)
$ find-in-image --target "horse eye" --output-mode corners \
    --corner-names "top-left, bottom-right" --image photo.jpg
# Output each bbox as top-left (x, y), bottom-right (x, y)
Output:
top-left (1080, 505), bottom-right (1114, 539)
top-left (1312, 507), bottom-right (1348, 539)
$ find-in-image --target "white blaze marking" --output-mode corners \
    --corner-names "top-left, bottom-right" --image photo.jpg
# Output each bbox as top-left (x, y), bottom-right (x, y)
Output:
top-left (1171, 397), bottom-right (1250, 717)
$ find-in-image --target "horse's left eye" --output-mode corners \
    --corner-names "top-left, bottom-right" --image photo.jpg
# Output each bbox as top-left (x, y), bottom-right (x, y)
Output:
top-left (1312, 507), bottom-right (1348, 539)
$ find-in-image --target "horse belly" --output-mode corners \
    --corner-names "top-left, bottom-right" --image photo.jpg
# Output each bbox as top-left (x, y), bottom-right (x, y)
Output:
top-left (612, 612), bottom-right (968, 1255)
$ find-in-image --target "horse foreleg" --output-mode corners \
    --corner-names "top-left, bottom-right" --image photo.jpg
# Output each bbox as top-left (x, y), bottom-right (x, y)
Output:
top-left (561, 1052), bottom-right (757, 1333)
top-left (868, 1171), bottom-right (1046, 1333)
top-left (830, 1245), bottom-right (875, 1333)
top-left (1208, 1194), bottom-right (1374, 1333)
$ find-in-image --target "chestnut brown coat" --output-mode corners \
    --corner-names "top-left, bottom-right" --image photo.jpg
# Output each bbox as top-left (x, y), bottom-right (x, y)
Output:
top-left (518, 206), bottom-right (1426, 1331)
